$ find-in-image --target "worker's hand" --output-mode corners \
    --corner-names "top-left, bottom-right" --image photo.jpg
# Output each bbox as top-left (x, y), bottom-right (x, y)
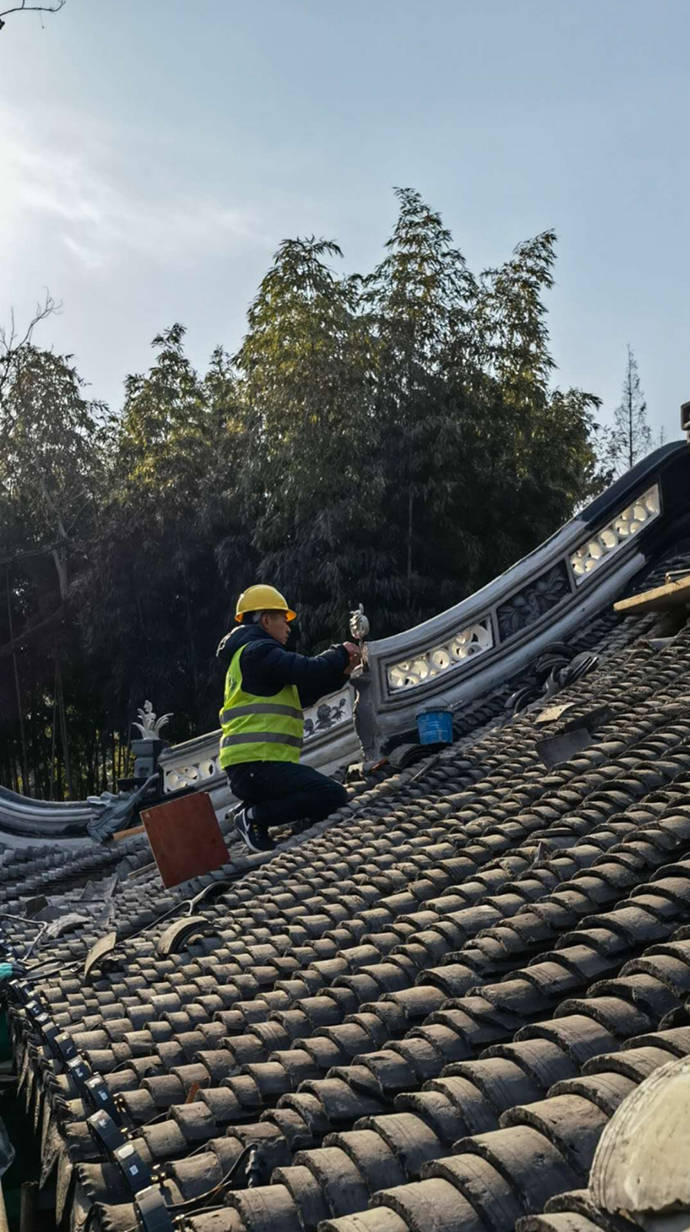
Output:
top-left (343, 641), bottom-right (362, 673)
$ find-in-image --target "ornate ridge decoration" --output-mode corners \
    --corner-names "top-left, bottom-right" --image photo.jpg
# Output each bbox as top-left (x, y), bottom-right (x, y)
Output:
top-left (570, 484), bottom-right (661, 583)
top-left (302, 692), bottom-right (352, 740)
top-left (132, 700), bottom-right (172, 740)
top-left (384, 485), bottom-right (661, 695)
top-left (163, 755), bottom-right (220, 793)
top-left (496, 561), bottom-right (571, 641)
top-left (386, 619), bottom-right (494, 693)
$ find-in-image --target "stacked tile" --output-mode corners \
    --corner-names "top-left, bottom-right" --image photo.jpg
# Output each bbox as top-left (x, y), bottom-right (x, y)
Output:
top-left (152, 854), bottom-right (690, 1230)
top-left (320, 1006), bottom-right (690, 1232)
top-left (5, 610), bottom-right (690, 1231)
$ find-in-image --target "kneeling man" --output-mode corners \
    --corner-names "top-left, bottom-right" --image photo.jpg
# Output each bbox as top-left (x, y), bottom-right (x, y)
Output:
top-left (218, 585), bottom-right (360, 852)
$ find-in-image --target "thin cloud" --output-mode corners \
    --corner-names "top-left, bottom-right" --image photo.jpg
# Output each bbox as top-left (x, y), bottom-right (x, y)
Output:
top-left (0, 101), bottom-right (261, 272)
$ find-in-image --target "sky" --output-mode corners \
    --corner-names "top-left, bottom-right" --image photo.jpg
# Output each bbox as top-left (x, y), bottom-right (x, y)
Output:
top-left (1, 0), bottom-right (689, 443)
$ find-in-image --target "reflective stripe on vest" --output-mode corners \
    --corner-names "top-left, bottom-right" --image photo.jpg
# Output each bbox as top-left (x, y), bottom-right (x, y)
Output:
top-left (220, 702), bottom-right (303, 724)
top-left (218, 642), bottom-right (303, 768)
top-left (220, 731), bottom-right (303, 750)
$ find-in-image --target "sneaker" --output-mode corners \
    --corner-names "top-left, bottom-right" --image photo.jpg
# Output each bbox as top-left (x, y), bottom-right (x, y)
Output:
top-left (234, 807), bottom-right (275, 853)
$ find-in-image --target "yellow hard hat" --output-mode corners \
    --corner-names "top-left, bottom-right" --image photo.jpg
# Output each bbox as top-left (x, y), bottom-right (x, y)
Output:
top-left (235, 584), bottom-right (297, 623)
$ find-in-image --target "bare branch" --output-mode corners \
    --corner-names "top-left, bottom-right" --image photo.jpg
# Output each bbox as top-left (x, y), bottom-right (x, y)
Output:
top-left (0, 0), bottom-right (65, 21)
top-left (0, 291), bottom-right (59, 352)
top-left (0, 291), bottom-right (60, 409)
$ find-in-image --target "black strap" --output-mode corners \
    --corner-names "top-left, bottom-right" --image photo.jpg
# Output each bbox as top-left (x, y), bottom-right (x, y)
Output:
top-left (87, 1109), bottom-right (125, 1154)
top-left (134, 1187), bottom-right (175, 1232)
top-left (65, 1056), bottom-right (92, 1096)
top-left (84, 1074), bottom-right (120, 1122)
top-left (113, 1142), bottom-right (153, 1194)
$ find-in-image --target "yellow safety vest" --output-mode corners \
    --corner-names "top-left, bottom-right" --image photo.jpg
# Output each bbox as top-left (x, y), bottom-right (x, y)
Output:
top-left (219, 643), bottom-right (303, 769)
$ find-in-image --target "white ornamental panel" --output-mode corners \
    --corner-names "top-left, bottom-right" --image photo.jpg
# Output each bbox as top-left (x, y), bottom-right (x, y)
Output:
top-left (386, 619), bottom-right (493, 692)
top-left (570, 484), bottom-right (660, 583)
top-left (163, 756), bottom-right (220, 793)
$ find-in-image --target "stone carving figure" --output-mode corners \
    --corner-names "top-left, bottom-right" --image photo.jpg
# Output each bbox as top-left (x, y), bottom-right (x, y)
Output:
top-left (348, 603), bottom-right (380, 765)
top-left (349, 603), bottom-right (370, 642)
top-left (132, 700), bottom-right (172, 740)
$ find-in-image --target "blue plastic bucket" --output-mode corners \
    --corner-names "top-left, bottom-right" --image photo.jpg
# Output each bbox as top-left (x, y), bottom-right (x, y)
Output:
top-left (416, 708), bottom-right (453, 745)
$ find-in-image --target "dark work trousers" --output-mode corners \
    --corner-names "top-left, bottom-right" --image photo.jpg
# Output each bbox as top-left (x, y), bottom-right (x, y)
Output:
top-left (227, 761), bottom-right (348, 831)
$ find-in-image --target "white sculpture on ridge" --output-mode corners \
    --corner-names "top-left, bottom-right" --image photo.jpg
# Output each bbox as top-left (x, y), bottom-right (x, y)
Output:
top-left (133, 700), bottom-right (172, 740)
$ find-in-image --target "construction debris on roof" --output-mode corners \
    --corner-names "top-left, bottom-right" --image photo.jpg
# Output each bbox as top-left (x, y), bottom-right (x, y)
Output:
top-left (2, 444), bottom-right (690, 1232)
top-left (614, 570), bottom-right (690, 615)
top-left (0, 597), bottom-right (689, 1231)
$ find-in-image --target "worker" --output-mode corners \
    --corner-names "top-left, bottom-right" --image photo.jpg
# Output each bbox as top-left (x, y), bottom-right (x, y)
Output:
top-left (217, 584), bottom-right (361, 852)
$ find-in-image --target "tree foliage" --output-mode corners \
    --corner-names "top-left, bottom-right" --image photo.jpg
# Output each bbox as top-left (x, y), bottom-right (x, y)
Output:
top-left (232, 236), bottom-right (380, 643)
top-left (1, 189), bottom-right (612, 797)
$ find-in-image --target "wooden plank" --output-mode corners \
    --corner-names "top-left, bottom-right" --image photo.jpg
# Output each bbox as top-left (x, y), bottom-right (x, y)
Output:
top-left (112, 823), bottom-right (145, 841)
top-left (140, 792), bottom-right (229, 889)
top-left (614, 574), bottom-right (690, 615)
top-left (126, 861), bottom-right (156, 880)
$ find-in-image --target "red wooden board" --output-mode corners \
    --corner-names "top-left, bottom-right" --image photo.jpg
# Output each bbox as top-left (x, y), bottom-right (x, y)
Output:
top-left (140, 792), bottom-right (228, 888)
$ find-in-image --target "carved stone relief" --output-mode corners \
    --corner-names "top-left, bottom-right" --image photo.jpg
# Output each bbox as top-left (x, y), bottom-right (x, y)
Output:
top-left (496, 560), bottom-right (572, 641)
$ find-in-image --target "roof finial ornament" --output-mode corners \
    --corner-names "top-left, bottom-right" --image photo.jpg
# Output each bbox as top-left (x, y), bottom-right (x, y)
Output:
top-left (349, 603), bottom-right (370, 643)
top-left (348, 603), bottom-right (380, 766)
top-left (132, 700), bottom-right (172, 740)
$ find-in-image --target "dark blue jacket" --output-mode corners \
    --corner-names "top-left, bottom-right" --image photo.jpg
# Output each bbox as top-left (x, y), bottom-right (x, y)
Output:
top-left (217, 623), bottom-right (349, 709)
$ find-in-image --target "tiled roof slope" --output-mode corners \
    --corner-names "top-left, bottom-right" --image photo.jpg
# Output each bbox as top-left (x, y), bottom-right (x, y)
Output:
top-left (5, 555), bottom-right (690, 1230)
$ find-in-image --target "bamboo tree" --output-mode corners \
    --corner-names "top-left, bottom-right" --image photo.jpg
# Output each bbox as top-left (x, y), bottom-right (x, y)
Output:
top-left (233, 237), bottom-right (380, 644)
top-left (5, 567), bottom-right (28, 790)
top-left (363, 188), bottom-right (481, 625)
top-left (0, 193), bottom-right (608, 796)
